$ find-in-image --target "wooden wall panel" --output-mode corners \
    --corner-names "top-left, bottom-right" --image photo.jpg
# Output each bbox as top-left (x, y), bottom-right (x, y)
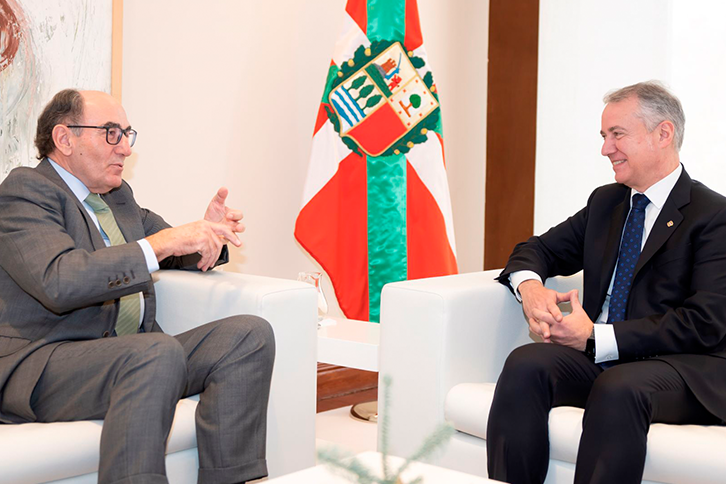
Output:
top-left (484, 0), bottom-right (539, 270)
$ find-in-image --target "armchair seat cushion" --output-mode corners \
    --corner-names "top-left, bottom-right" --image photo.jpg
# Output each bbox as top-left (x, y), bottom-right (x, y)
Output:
top-left (0, 395), bottom-right (199, 484)
top-left (445, 382), bottom-right (726, 484)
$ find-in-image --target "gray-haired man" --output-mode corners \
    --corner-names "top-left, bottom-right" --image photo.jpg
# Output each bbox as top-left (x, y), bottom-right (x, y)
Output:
top-left (487, 82), bottom-right (726, 484)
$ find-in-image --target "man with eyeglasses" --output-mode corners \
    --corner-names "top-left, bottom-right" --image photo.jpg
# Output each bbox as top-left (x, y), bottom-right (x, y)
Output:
top-left (0, 89), bottom-right (274, 484)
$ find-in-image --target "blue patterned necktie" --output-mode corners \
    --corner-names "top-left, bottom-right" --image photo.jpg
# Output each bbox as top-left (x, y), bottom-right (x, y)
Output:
top-left (607, 193), bottom-right (650, 323)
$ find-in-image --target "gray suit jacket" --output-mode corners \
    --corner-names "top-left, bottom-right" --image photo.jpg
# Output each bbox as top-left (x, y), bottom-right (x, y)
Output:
top-left (0, 159), bottom-right (221, 423)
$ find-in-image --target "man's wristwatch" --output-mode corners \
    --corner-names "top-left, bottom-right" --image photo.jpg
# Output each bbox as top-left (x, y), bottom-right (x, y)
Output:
top-left (584, 325), bottom-right (596, 361)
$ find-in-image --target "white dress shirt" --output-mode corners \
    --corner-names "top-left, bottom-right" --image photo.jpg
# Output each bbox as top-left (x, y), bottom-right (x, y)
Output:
top-left (511, 164), bottom-right (683, 363)
top-left (49, 158), bottom-right (160, 328)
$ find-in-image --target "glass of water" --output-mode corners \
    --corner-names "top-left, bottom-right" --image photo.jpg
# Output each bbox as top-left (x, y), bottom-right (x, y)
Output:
top-left (297, 271), bottom-right (329, 323)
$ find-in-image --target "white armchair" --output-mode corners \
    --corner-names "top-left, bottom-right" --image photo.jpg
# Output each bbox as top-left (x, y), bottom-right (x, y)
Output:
top-left (378, 270), bottom-right (726, 484)
top-left (0, 270), bottom-right (318, 483)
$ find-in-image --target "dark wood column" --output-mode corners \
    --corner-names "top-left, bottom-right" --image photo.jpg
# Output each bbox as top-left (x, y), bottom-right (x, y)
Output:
top-left (484, 0), bottom-right (540, 270)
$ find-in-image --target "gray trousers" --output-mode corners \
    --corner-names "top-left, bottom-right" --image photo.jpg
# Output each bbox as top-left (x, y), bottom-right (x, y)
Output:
top-left (28, 316), bottom-right (275, 484)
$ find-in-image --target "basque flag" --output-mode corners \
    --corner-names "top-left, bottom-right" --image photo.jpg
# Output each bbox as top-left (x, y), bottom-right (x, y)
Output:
top-left (295, 0), bottom-right (457, 322)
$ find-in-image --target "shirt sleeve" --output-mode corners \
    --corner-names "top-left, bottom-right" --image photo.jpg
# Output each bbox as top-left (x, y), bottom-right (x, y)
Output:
top-left (593, 323), bottom-right (619, 363)
top-left (509, 270), bottom-right (543, 302)
top-left (137, 239), bottom-right (160, 273)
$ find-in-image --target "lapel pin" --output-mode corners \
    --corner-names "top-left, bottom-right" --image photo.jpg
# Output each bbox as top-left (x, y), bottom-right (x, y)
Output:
top-left (667, 220), bottom-right (674, 227)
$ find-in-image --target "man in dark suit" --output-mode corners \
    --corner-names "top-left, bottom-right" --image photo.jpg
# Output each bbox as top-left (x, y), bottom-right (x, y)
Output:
top-left (486, 82), bottom-right (726, 484)
top-left (0, 89), bottom-right (275, 484)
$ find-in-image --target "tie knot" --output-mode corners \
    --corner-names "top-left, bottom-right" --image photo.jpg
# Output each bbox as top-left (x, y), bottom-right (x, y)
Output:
top-left (632, 193), bottom-right (650, 212)
top-left (85, 193), bottom-right (110, 213)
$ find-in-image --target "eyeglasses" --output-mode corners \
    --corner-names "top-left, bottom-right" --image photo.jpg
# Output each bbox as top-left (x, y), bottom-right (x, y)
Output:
top-left (66, 125), bottom-right (138, 147)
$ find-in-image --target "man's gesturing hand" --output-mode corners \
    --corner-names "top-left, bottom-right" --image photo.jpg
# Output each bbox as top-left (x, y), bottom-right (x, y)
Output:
top-left (204, 187), bottom-right (245, 234)
top-left (146, 220), bottom-right (242, 271)
top-left (518, 280), bottom-right (570, 342)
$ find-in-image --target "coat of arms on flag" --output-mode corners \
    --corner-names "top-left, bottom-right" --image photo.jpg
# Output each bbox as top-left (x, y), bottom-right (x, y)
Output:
top-left (295, 0), bottom-right (457, 323)
top-left (328, 42), bottom-right (439, 157)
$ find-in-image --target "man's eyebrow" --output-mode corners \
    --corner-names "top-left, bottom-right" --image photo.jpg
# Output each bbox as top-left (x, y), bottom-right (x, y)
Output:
top-left (600, 126), bottom-right (627, 136)
top-left (100, 121), bottom-right (132, 130)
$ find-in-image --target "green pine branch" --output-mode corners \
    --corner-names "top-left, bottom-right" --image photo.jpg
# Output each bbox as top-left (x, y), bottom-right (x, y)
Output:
top-left (317, 375), bottom-right (454, 484)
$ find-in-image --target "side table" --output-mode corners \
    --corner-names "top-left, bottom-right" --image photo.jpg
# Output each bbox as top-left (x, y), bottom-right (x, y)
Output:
top-left (317, 318), bottom-right (380, 420)
top-left (317, 318), bottom-right (379, 372)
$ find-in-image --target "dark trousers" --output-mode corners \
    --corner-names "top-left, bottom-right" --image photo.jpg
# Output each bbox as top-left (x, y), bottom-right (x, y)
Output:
top-left (486, 343), bottom-right (721, 484)
top-left (27, 315), bottom-right (275, 484)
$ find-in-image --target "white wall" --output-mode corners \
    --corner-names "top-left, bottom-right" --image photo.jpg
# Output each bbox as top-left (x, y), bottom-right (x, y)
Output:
top-left (535, 0), bottom-right (726, 234)
top-left (121, 0), bottom-right (488, 316)
top-left (670, 1), bottom-right (726, 191)
top-left (419, 0), bottom-right (488, 276)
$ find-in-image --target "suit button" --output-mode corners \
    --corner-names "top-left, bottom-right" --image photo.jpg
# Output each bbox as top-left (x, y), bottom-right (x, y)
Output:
top-left (108, 281), bottom-right (115, 289)
top-left (102, 331), bottom-right (111, 338)
top-left (123, 276), bottom-right (130, 284)
top-left (115, 280), bottom-right (122, 286)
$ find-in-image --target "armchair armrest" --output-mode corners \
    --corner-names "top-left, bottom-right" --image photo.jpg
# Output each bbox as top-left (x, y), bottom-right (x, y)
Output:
top-left (378, 270), bottom-right (582, 458)
top-left (152, 269), bottom-right (319, 477)
top-left (152, 270), bottom-right (317, 335)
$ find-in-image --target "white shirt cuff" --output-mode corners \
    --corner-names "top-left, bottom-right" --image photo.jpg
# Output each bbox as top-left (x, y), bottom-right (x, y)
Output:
top-left (509, 271), bottom-right (543, 302)
top-left (137, 239), bottom-right (160, 273)
top-left (593, 323), bottom-right (619, 363)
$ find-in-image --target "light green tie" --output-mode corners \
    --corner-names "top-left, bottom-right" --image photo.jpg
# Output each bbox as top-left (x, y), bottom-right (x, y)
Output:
top-left (85, 193), bottom-right (140, 336)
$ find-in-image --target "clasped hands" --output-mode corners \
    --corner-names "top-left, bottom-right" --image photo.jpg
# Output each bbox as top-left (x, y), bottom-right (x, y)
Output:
top-left (518, 280), bottom-right (594, 351)
top-left (147, 187), bottom-right (245, 271)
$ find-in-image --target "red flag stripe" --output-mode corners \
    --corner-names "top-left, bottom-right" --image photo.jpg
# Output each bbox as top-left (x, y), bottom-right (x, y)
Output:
top-left (435, 131), bottom-right (447, 168)
top-left (406, 160), bottom-right (458, 279)
top-left (294, 151), bottom-right (370, 321)
top-left (404, 0), bottom-right (424, 51)
top-left (346, 0), bottom-right (368, 35)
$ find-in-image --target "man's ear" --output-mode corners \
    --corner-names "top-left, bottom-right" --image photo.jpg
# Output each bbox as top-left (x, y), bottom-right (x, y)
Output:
top-left (52, 125), bottom-right (74, 156)
top-left (657, 120), bottom-right (676, 149)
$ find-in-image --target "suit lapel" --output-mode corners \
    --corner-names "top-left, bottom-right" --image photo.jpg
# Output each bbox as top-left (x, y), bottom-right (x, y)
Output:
top-left (35, 159), bottom-right (107, 251)
top-left (635, 169), bottom-right (691, 277)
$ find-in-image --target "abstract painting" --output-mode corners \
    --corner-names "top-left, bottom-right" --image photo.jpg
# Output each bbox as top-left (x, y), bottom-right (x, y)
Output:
top-left (0, 0), bottom-right (112, 181)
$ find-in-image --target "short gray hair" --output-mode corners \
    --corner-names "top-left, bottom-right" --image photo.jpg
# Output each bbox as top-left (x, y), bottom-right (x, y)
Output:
top-left (604, 81), bottom-right (685, 151)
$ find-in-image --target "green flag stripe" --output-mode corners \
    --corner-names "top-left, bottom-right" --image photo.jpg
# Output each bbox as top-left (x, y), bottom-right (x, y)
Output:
top-left (364, 0), bottom-right (409, 322)
top-left (321, 64), bottom-right (340, 103)
top-left (366, 0), bottom-right (406, 43)
top-left (367, 153), bottom-right (407, 323)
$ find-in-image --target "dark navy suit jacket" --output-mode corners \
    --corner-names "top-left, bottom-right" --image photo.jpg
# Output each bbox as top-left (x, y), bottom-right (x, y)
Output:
top-left (498, 168), bottom-right (726, 422)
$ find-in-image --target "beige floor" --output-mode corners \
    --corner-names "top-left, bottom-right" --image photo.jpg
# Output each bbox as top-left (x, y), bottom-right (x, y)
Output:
top-left (315, 405), bottom-right (378, 455)
top-left (250, 406), bottom-right (377, 482)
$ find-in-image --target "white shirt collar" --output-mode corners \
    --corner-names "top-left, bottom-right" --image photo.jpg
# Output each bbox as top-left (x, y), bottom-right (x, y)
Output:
top-left (47, 157), bottom-right (91, 204)
top-left (631, 163), bottom-right (683, 209)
